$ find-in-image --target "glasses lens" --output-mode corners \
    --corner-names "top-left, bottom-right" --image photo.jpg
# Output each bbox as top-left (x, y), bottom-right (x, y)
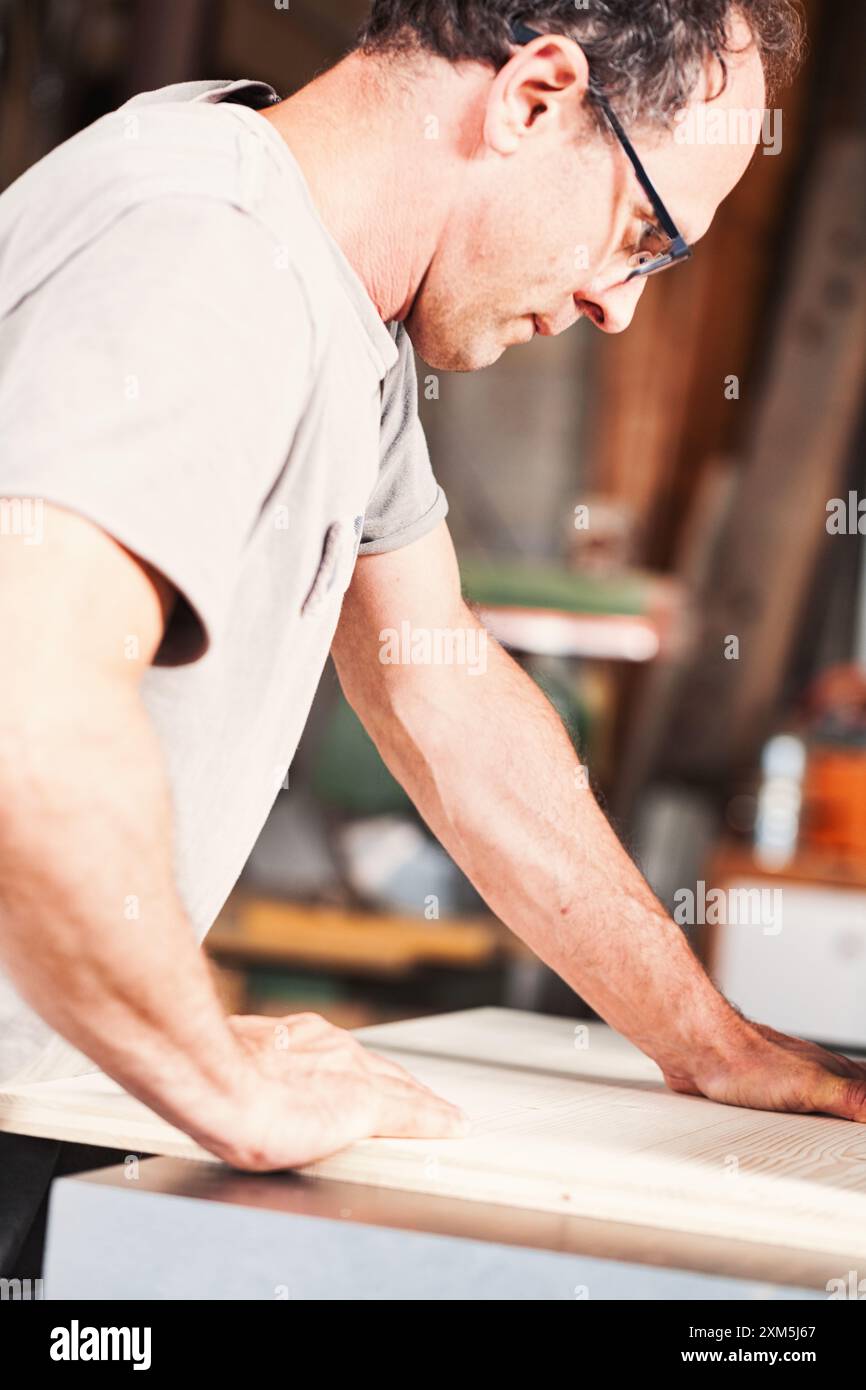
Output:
top-left (627, 244), bottom-right (691, 281)
top-left (627, 249), bottom-right (667, 275)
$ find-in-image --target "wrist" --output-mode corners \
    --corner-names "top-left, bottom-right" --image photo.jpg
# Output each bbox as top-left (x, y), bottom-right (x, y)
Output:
top-left (639, 981), bottom-right (762, 1085)
top-left (169, 1046), bottom-right (266, 1163)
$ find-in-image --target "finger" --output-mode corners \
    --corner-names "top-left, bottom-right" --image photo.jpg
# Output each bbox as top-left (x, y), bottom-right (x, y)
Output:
top-left (802, 1043), bottom-right (866, 1083)
top-left (304, 1032), bottom-right (443, 1091)
top-left (756, 1027), bottom-right (866, 1083)
top-left (810, 1069), bottom-right (866, 1122)
top-left (227, 1014), bottom-right (269, 1034)
top-left (278, 1011), bottom-right (335, 1039)
top-left (231, 1012), bottom-right (332, 1045)
top-left (275, 1041), bottom-right (447, 1104)
top-left (370, 1077), bottom-right (468, 1139)
top-left (361, 1048), bottom-right (442, 1091)
top-left (823, 1049), bottom-right (866, 1082)
top-left (299, 1035), bottom-right (416, 1082)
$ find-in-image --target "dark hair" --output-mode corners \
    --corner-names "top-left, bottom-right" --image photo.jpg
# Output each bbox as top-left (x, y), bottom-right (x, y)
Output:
top-left (356, 1), bottom-right (805, 127)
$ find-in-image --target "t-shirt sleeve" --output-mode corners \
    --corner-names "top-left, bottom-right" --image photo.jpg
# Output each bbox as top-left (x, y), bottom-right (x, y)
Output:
top-left (358, 322), bottom-right (448, 555)
top-left (0, 195), bottom-right (315, 664)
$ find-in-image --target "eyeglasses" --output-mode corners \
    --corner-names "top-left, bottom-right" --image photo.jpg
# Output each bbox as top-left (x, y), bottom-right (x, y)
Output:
top-left (510, 21), bottom-right (692, 281)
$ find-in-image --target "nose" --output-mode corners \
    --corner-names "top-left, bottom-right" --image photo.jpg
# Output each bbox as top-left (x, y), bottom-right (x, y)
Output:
top-left (578, 276), bottom-right (647, 334)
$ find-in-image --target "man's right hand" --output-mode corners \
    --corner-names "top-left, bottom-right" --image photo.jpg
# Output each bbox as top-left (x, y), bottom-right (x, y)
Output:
top-left (0, 507), bottom-right (464, 1181)
top-left (206, 1012), bottom-right (466, 1171)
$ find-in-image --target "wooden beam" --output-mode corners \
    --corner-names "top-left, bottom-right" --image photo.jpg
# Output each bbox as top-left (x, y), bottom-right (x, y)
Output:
top-left (659, 124), bottom-right (866, 777)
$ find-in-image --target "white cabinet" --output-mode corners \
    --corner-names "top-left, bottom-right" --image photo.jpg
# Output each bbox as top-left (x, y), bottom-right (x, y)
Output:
top-left (712, 879), bottom-right (866, 1048)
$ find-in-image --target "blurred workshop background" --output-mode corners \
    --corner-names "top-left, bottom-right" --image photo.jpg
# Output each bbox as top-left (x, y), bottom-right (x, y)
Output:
top-left (2, 0), bottom-right (865, 1045)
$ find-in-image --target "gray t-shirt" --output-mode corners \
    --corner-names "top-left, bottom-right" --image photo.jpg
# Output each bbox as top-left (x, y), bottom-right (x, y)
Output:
top-left (0, 79), bottom-right (447, 1083)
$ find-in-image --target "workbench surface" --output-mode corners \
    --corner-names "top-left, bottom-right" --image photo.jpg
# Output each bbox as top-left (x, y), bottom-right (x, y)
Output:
top-left (7, 1007), bottom-right (865, 1293)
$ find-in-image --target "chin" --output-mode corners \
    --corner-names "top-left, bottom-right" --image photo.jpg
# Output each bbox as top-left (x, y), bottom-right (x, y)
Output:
top-left (404, 314), bottom-right (505, 372)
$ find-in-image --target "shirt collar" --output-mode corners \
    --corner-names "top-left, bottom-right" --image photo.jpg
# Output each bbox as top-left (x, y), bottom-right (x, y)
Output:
top-left (204, 79), bottom-right (400, 380)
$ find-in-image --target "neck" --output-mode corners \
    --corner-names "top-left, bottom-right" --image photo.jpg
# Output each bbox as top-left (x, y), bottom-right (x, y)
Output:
top-left (262, 51), bottom-right (475, 322)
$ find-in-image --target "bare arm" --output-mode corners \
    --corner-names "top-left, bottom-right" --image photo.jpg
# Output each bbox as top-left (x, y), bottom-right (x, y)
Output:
top-left (0, 506), bottom-right (462, 1167)
top-left (333, 522), bottom-right (866, 1121)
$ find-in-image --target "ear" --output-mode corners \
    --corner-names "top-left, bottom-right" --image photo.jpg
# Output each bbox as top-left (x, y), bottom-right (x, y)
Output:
top-left (483, 34), bottom-right (591, 156)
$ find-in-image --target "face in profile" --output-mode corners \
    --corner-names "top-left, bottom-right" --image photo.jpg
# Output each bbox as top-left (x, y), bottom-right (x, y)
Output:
top-left (404, 26), bottom-right (766, 372)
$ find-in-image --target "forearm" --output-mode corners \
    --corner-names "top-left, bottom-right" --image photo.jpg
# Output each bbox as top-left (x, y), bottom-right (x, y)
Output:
top-left (0, 676), bottom-right (252, 1153)
top-left (336, 610), bottom-right (752, 1077)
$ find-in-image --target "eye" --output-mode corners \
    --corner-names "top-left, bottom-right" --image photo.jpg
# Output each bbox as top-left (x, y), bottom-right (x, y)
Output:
top-left (626, 219), bottom-right (669, 270)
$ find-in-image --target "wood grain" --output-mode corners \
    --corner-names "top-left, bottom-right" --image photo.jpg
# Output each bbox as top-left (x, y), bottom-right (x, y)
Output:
top-left (1, 1008), bottom-right (865, 1259)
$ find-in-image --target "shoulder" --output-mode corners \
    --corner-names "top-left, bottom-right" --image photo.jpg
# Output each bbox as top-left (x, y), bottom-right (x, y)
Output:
top-left (0, 86), bottom-right (337, 359)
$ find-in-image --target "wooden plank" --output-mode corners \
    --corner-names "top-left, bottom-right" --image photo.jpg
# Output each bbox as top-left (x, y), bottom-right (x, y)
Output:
top-left (207, 898), bottom-right (499, 974)
top-left (1, 1008), bottom-right (865, 1259)
top-left (584, 0), bottom-right (820, 566)
top-left (656, 129), bottom-right (866, 778)
top-left (646, 3), bottom-right (866, 779)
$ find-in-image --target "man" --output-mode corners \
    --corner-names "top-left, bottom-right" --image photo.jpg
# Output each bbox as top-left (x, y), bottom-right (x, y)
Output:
top-left (2, 0), bottom-right (860, 1280)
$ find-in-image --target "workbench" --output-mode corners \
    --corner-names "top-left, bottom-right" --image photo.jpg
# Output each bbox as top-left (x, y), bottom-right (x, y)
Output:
top-left (21, 1007), bottom-right (863, 1300)
top-left (44, 1154), bottom-right (825, 1300)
